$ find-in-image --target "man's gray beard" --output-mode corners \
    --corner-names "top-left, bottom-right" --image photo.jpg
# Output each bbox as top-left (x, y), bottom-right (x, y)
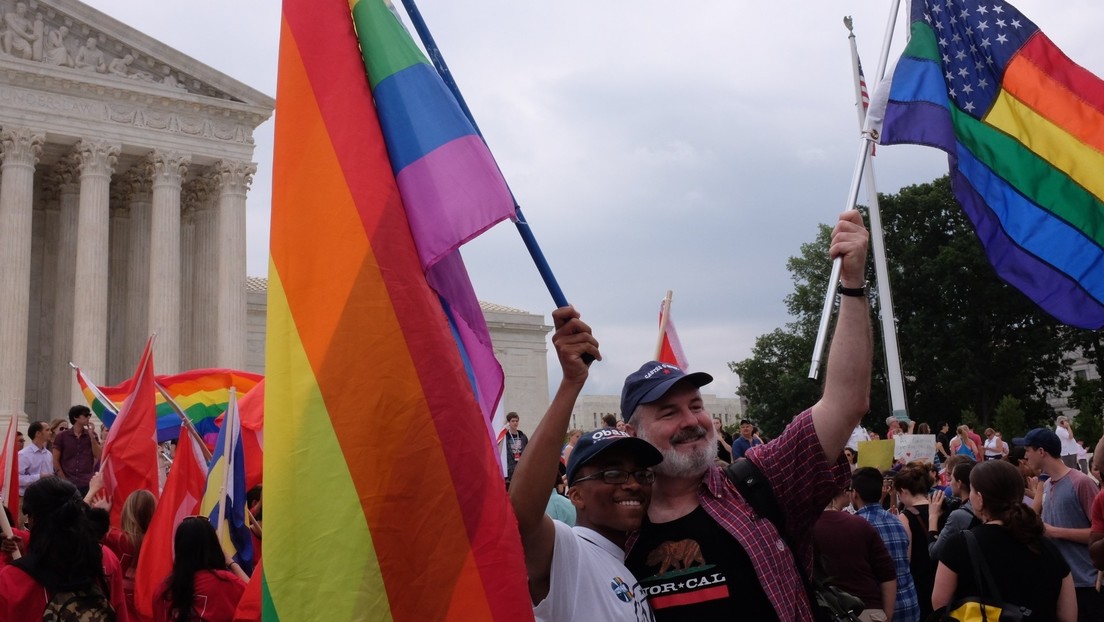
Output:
top-left (637, 423), bottom-right (717, 479)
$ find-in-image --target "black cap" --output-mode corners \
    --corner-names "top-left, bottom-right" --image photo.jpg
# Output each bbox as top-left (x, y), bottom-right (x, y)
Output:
top-left (620, 361), bottom-right (713, 423)
top-left (566, 428), bottom-right (663, 484)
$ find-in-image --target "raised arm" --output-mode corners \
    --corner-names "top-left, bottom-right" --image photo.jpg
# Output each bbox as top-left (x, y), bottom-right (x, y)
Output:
top-left (508, 306), bottom-right (600, 604)
top-left (812, 209), bottom-right (873, 459)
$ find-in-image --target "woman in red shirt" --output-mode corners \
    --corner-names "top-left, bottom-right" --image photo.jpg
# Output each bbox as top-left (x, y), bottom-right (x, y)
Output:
top-left (105, 489), bottom-right (157, 622)
top-left (0, 477), bottom-right (128, 621)
top-left (154, 517), bottom-right (248, 622)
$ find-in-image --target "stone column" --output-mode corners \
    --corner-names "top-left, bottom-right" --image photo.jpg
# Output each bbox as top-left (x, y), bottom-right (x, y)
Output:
top-left (0, 127), bottom-right (43, 428)
top-left (213, 161), bottom-right (255, 370)
top-left (106, 194), bottom-right (130, 383)
top-left (184, 174), bottom-right (217, 368)
top-left (179, 202), bottom-right (196, 371)
top-left (146, 150), bottom-right (189, 374)
top-left (121, 168), bottom-right (152, 374)
top-left (35, 176), bottom-right (61, 420)
top-left (70, 139), bottom-right (119, 405)
top-left (50, 154), bottom-right (81, 414)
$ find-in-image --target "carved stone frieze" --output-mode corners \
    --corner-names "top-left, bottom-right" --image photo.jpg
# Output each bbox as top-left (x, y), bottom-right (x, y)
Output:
top-left (0, 4), bottom-right (236, 100)
top-left (0, 83), bottom-right (257, 146)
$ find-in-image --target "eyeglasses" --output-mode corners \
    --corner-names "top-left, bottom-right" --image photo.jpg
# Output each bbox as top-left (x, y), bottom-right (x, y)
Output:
top-left (573, 469), bottom-right (656, 486)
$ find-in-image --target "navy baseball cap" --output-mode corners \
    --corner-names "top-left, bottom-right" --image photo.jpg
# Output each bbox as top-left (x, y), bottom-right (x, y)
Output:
top-left (620, 361), bottom-right (713, 423)
top-left (1023, 428), bottom-right (1061, 457)
top-left (566, 428), bottom-right (663, 485)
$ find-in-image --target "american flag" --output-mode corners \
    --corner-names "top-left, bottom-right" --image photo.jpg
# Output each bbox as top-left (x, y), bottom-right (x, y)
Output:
top-left (858, 58), bottom-right (870, 111)
top-left (922, 0), bottom-right (1032, 118)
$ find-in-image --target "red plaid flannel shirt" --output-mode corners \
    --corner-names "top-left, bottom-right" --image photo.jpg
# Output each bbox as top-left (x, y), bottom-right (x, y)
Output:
top-left (628, 409), bottom-right (850, 622)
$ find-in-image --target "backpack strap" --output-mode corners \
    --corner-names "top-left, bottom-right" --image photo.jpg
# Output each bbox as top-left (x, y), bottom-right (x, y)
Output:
top-left (961, 529), bottom-right (1004, 603)
top-left (725, 459), bottom-right (818, 606)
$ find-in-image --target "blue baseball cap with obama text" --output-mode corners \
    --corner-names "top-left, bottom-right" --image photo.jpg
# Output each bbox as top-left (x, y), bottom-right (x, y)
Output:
top-left (566, 428), bottom-right (663, 485)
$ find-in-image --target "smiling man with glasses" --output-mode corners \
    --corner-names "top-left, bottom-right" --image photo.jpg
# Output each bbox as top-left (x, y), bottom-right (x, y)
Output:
top-left (510, 307), bottom-right (657, 622)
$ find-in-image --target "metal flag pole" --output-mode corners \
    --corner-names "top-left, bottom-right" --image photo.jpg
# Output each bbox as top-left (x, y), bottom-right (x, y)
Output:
top-left (399, 0), bottom-right (571, 309)
top-left (844, 17), bottom-right (909, 421)
top-left (809, 0), bottom-right (903, 379)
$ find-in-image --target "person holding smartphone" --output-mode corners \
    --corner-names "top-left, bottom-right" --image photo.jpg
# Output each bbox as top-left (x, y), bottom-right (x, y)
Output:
top-left (50, 405), bottom-right (102, 497)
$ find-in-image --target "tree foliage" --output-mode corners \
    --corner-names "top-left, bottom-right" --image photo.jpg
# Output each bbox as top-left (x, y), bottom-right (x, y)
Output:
top-left (729, 222), bottom-right (887, 437)
top-left (879, 177), bottom-right (1071, 427)
top-left (731, 176), bottom-right (1085, 436)
top-left (991, 395), bottom-right (1026, 439)
top-left (1070, 377), bottom-right (1104, 448)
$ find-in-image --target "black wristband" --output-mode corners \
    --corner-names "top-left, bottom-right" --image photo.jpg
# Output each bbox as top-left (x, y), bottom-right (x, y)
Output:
top-left (837, 281), bottom-right (867, 297)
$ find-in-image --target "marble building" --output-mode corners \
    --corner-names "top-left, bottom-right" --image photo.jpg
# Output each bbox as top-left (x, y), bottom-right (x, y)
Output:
top-left (0, 0), bottom-right (273, 428)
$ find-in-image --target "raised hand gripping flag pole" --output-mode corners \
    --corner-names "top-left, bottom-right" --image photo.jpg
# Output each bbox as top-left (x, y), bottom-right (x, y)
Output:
top-left (808, 0), bottom-right (903, 379)
top-left (843, 17), bottom-right (909, 422)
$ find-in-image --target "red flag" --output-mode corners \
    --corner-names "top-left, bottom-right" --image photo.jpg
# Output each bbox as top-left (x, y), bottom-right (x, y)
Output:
top-left (657, 298), bottom-right (689, 370)
top-left (133, 422), bottom-right (208, 618)
top-left (99, 337), bottom-right (161, 527)
top-left (0, 416), bottom-right (18, 518)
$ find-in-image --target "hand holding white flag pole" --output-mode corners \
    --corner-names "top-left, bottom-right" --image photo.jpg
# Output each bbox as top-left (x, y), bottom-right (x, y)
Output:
top-left (835, 18), bottom-right (911, 423)
top-left (809, 0), bottom-right (903, 379)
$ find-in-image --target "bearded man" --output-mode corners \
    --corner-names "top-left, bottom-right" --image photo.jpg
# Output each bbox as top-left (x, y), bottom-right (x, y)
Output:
top-left (623, 209), bottom-right (873, 622)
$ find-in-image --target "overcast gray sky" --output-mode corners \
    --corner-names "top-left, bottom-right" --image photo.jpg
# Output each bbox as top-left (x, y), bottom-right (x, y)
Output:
top-left (84, 0), bottom-right (1104, 403)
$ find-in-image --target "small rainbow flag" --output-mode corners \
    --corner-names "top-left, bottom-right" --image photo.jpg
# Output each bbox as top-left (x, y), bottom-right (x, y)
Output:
top-left (264, 0), bottom-right (530, 620)
top-left (78, 367), bottom-right (262, 442)
top-left (877, 0), bottom-right (1104, 327)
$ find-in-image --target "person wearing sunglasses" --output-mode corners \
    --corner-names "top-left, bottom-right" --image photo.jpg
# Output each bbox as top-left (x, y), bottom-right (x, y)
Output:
top-left (510, 306), bottom-right (658, 622)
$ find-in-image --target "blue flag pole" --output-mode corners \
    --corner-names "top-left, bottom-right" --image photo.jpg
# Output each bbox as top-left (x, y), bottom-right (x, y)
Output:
top-left (398, 0), bottom-right (570, 310)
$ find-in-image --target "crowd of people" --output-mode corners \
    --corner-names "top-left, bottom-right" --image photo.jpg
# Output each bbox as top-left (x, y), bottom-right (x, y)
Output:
top-left (3, 209), bottom-right (1104, 622)
top-left (508, 211), bottom-right (1104, 622)
top-left (1, 406), bottom-right (261, 621)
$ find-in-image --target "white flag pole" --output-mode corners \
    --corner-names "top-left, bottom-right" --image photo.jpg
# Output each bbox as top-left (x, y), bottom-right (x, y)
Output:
top-left (844, 18), bottom-right (910, 422)
top-left (809, 0), bottom-right (903, 379)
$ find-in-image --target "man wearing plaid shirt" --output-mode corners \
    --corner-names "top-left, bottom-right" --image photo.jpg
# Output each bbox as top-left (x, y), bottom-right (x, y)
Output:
top-left (623, 210), bottom-right (872, 621)
top-left (850, 467), bottom-right (920, 622)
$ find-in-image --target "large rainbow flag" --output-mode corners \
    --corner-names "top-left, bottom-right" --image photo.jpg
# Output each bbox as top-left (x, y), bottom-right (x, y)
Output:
top-left (78, 368), bottom-right (262, 442)
top-left (876, 0), bottom-right (1104, 327)
top-left (264, 0), bottom-right (531, 620)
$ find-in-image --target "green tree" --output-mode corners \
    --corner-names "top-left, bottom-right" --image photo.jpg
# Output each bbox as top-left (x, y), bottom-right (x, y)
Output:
top-left (730, 221), bottom-right (888, 437)
top-left (878, 177), bottom-right (1071, 426)
top-left (1070, 377), bottom-right (1104, 447)
top-left (731, 177), bottom-right (1075, 435)
top-left (991, 394), bottom-right (1027, 439)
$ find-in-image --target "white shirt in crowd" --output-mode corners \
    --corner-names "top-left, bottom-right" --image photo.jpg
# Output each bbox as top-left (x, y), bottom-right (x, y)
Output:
top-left (534, 521), bottom-right (655, 622)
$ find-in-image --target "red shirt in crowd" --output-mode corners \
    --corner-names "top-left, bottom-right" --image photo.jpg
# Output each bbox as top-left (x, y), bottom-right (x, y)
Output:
top-left (0, 544), bottom-right (130, 622)
top-left (153, 569), bottom-right (247, 622)
top-left (104, 527), bottom-right (150, 622)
